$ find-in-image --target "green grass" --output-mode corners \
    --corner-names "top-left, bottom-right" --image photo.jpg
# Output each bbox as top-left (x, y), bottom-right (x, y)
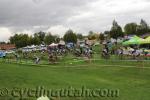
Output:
top-left (0, 58), bottom-right (150, 100)
top-left (0, 45), bottom-right (150, 100)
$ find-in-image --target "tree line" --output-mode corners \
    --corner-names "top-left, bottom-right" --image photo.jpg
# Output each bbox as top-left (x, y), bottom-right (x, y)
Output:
top-left (8, 30), bottom-right (78, 48)
top-left (9, 32), bottom-right (60, 48)
top-left (1, 19), bottom-right (150, 48)
top-left (106, 19), bottom-right (150, 39)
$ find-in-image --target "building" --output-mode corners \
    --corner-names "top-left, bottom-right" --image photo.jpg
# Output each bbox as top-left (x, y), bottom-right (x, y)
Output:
top-left (0, 44), bottom-right (16, 50)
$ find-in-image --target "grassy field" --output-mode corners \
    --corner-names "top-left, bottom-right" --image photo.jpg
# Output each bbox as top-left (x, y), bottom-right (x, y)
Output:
top-left (0, 56), bottom-right (150, 100)
top-left (0, 46), bottom-right (150, 100)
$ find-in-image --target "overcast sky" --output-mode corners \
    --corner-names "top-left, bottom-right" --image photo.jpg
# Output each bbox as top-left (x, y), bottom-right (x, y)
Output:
top-left (0, 0), bottom-right (150, 41)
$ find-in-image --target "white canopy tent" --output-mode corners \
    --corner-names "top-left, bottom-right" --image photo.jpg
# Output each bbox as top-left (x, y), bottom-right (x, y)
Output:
top-left (59, 40), bottom-right (65, 45)
top-left (49, 43), bottom-right (58, 47)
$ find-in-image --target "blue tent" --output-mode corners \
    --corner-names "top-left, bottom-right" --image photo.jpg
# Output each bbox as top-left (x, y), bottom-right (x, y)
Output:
top-left (0, 51), bottom-right (6, 58)
top-left (66, 42), bottom-right (74, 48)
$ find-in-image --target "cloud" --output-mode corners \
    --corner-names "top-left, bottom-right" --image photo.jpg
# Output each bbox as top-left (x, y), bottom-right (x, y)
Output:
top-left (46, 25), bottom-right (69, 37)
top-left (0, 0), bottom-right (150, 41)
top-left (0, 27), bottom-right (12, 42)
top-left (16, 30), bottom-right (34, 36)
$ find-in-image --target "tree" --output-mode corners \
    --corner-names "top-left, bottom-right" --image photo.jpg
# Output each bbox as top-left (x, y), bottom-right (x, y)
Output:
top-left (28, 36), bottom-right (33, 45)
top-left (140, 19), bottom-right (149, 29)
top-left (63, 29), bottom-right (77, 44)
top-left (34, 31), bottom-right (46, 43)
top-left (89, 31), bottom-right (94, 35)
top-left (32, 34), bottom-right (41, 45)
top-left (55, 36), bottom-right (60, 43)
top-left (10, 34), bottom-right (30, 48)
top-left (110, 20), bottom-right (124, 39)
top-left (104, 31), bottom-right (110, 35)
top-left (44, 33), bottom-right (57, 45)
top-left (77, 33), bottom-right (83, 40)
top-left (99, 33), bottom-right (105, 44)
top-left (0, 42), bottom-right (6, 44)
top-left (136, 19), bottom-right (149, 35)
top-left (124, 23), bottom-right (137, 35)
top-left (88, 31), bottom-right (97, 40)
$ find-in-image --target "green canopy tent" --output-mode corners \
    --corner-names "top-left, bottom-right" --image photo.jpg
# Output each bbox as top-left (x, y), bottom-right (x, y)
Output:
top-left (140, 36), bottom-right (150, 44)
top-left (122, 36), bottom-right (144, 45)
